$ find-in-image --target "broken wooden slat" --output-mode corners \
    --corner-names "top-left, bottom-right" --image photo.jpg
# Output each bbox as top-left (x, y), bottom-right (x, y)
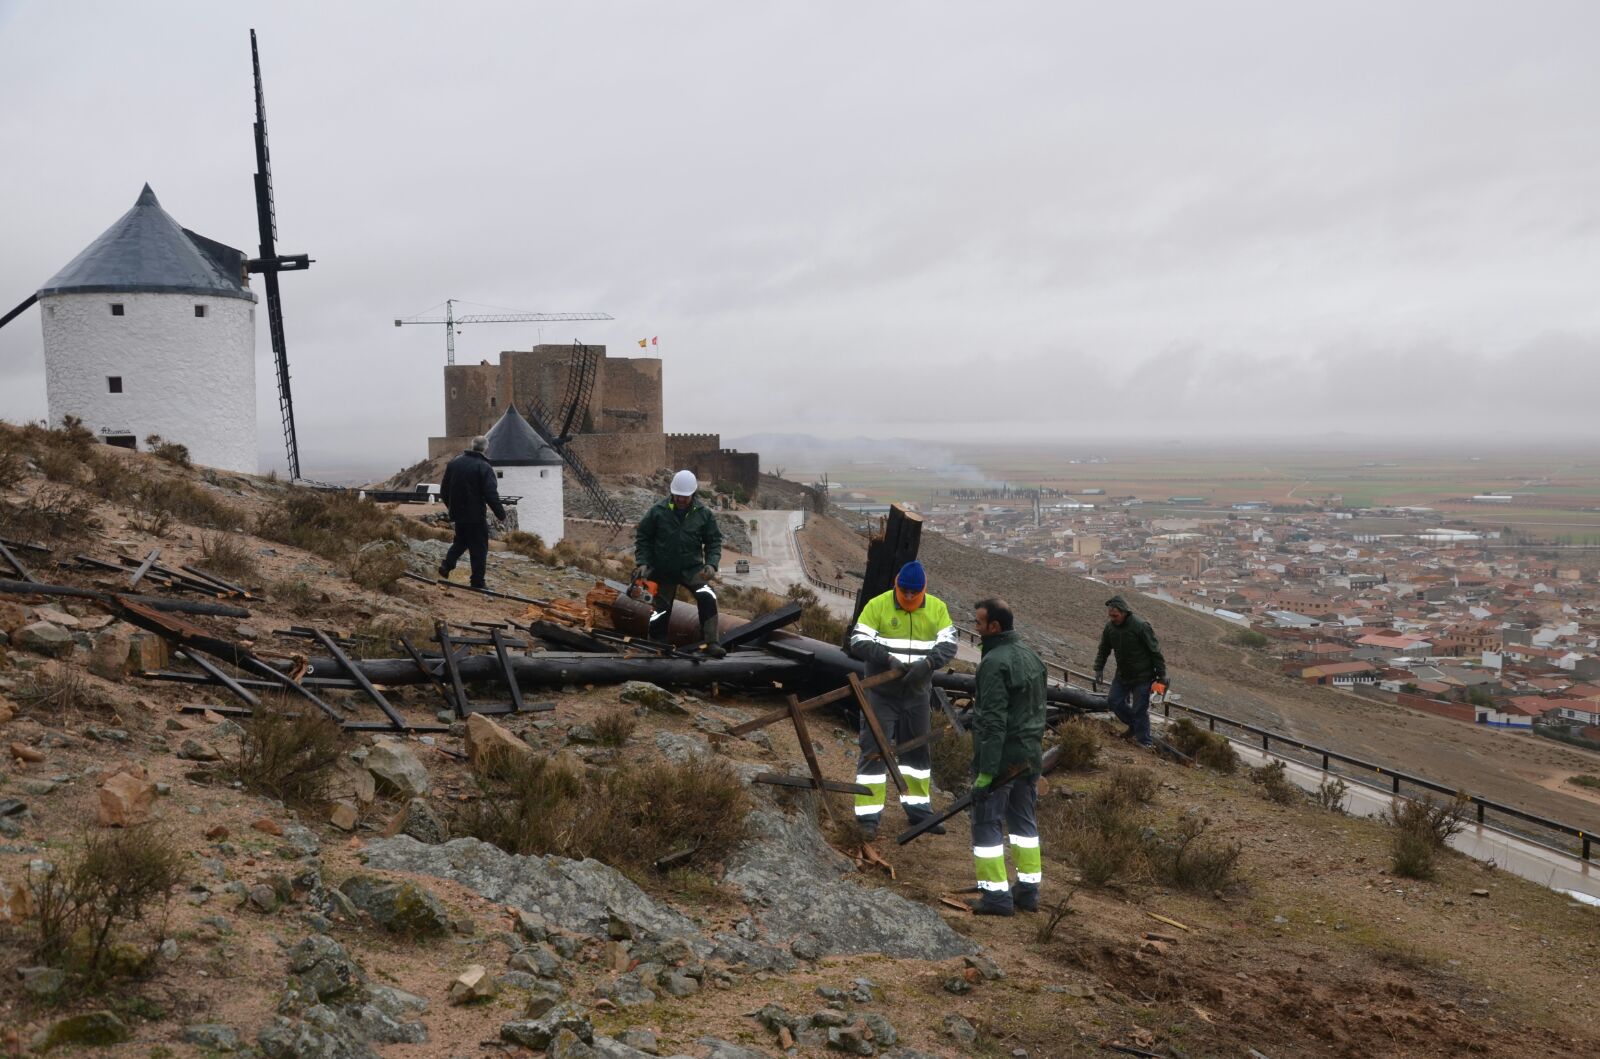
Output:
top-left (141, 669), bottom-right (359, 691)
top-left (0, 541), bottom-right (36, 583)
top-left (848, 672), bottom-right (906, 795)
top-left (718, 601), bottom-right (803, 651)
top-left (175, 646), bottom-right (261, 709)
top-left (313, 628), bottom-right (407, 731)
top-left (435, 622), bottom-right (471, 719)
top-left (180, 564), bottom-right (252, 599)
top-left (752, 772), bottom-right (871, 796)
top-left (399, 634), bottom-right (456, 714)
top-left (723, 668), bottom-right (904, 738)
top-left (786, 694), bottom-right (835, 825)
top-left (490, 628), bottom-right (527, 715)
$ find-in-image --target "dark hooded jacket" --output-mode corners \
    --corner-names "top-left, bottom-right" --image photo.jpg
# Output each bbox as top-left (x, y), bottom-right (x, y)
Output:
top-left (634, 497), bottom-right (722, 580)
top-left (971, 630), bottom-right (1048, 778)
top-left (440, 450), bottom-right (506, 526)
top-left (1093, 594), bottom-right (1167, 683)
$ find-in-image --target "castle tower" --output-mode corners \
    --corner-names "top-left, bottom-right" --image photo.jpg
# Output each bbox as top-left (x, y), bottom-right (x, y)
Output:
top-left (482, 404), bottom-right (565, 545)
top-left (37, 185), bottom-right (258, 473)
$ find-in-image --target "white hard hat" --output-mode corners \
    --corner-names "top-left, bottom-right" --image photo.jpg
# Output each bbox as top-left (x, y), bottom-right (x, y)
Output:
top-left (670, 469), bottom-right (698, 496)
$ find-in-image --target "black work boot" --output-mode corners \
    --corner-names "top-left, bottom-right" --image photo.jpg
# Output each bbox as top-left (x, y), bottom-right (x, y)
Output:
top-left (968, 892), bottom-right (1015, 917)
top-left (857, 816), bottom-right (880, 841)
top-left (437, 564), bottom-right (452, 581)
top-left (1014, 884), bottom-right (1040, 913)
top-left (905, 810), bottom-right (945, 835)
top-left (699, 618), bottom-right (726, 658)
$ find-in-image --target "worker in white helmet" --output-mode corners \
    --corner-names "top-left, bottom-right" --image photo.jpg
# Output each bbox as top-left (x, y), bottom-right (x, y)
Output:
top-left (633, 470), bottom-right (725, 657)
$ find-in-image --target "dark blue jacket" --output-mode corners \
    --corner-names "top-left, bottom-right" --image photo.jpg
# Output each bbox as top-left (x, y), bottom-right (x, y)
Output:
top-left (440, 450), bottom-right (506, 526)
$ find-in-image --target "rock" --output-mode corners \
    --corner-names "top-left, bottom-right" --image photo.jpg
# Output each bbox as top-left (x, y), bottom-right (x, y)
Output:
top-left (281, 823), bottom-right (321, 858)
top-left (725, 809), bottom-right (975, 960)
top-left (178, 737), bottom-right (223, 762)
top-left (827, 1025), bottom-right (874, 1055)
top-left (942, 976), bottom-right (973, 995)
top-left (206, 824), bottom-right (230, 840)
top-left (183, 1024), bottom-right (241, 1051)
top-left (249, 884), bottom-right (282, 914)
top-left (500, 1002), bottom-right (594, 1050)
top-left (964, 953), bottom-right (1006, 980)
top-left (16, 965), bottom-right (66, 998)
top-left (363, 836), bottom-right (715, 954)
top-left (449, 963), bottom-right (499, 1005)
top-left (330, 759), bottom-right (377, 805)
top-left (618, 681), bottom-right (688, 714)
top-left (508, 944), bottom-right (567, 979)
top-left (30, 606), bottom-right (79, 628)
top-left (790, 934), bottom-right (824, 961)
top-left (551, 1028), bottom-right (603, 1059)
top-left (365, 738), bottom-right (430, 797)
top-left (329, 801), bottom-right (358, 831)
top-left (97, 770), bottom-right (156, 827)
top-left (515, 909), bottom-right (550, 942)
top-left (287, 934), bottom-right (365, 1000)
top-left (811, 1010), bottom-right (850, 1028)
top-left (862, 1014), bottom-right (897, 1046)
top-left (658, 970), bottom-right (699, 997)
top-left (338, 874), bottom-right (451, 938)
top-left (126, 630), bottom-right (170, 672)
top-left (30, 1011), bottom-right (131, 1051)
top-left (252, 816), bottom-right (285, 836)
top-left (615, 1029), bottom-right (661, 1055)
top-left (10, 741), bottom-right (47, 763)
top-left (345, 1002), bottom-right (428, 1045)
top-left (257, 1006), bottom-right (379, 1059)
top-left (1471, 888), bottom-right (1490, 897)
top-left (0, 695), bottom-right (15, 724)
top-left (367, 984), bottom-right (429, 1017)
top-left (15, 622), bottom-right (73, 657)
top-left (697, 1039), bottom-right (774, 1059)
top-left (942, 1014), bottom-right (978, 1046)
top-left (466, 713), bottom-right (534, 773)
top-left (595, 970), bottom-right (654, 1007)
top-left (88, 624), bottom-right (135, 680)
top-left (401, 798), bottom-right (448, 844)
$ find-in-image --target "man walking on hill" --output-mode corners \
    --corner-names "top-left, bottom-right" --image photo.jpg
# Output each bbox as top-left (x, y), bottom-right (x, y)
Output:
top-left (848, 560), bottom-right (958, 838)
top-left (1093, 594), bottom-right (1168, 748)
top-left (968, 597), bottom-right (1047, 916)
top-left (634, 470), bottom-right (726, 657)
top-left (438, 435), bottom-right (507, 589)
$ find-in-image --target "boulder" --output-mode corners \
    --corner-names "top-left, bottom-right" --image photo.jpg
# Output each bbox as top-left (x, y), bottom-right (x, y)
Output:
top-left (256, 1006), bottom-right (379, 1059)
top-left (551, 1028), bottom-right (602, 1059)
top-left (725, 810), bottom-right (975, 960)
top-left (15, 622), bottom-right (73, 658)
top-left (88, 624), bottom-right (135, 681)
top-left (182, 1024), bottom-right (241, 1052)
top-left (466, 713), bottom-right (533, 773)
top-left (338, 874), bottom-right (451, 938)
top-left (942, 1014), bottom-right (977, 1046)
top-left (618, 681), bottom-right (689, 715)
top-left (697, 1040), bottom-right (775, 1059)
top-left (365, 738), bottom-right (430, 798)
top-left (0, 600), bottom-right (28, 634)
top-left (0, 694), bottom-right (15, 725)
top-left (401, 798), bottom-right (448, 844)
top-left (449, 963), bottom-right (499, 1005)
top-left (500, 1002), bottom-right (594, 1050)
top-left (287, 934), bottom-right (365, 1001)
top-left (16, 965), bottom-right (66, 998)
top-left (30, 1011), bottom-right (131, 1052)
top-left (329, 801), bottom-right (359, 831)
top-left (126, 630), bottom-right (170, 672)
top-left (330, 759), bottom-right (377, 805)
top-left (98, 770), bottom-right (157, 827)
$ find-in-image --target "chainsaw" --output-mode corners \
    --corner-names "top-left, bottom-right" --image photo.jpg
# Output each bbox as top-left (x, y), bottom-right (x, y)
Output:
top-left (626, 567), bottom-right (657, 607)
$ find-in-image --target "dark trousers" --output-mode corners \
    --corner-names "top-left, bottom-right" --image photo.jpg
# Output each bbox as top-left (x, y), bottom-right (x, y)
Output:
top-left (1107, 676), bottom-right (1153, 744)
top-left (852, 689), bottom-right (934, 823)
top-left (442, 520), bottom-right (489, 587)
top-left (647, 577), bottom-right (719, 642)
top-left (971, 773), bottom-right (1041, 909)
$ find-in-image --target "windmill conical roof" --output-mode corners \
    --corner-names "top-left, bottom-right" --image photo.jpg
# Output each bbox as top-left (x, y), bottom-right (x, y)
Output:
top-left (483, 404), bottom-right (563, 466)
top-left (39, 184), bottom-right (255, 301)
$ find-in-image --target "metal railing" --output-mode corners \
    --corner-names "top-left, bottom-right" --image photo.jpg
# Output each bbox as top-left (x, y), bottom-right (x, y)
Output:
top-left (792, 512), bottom-right (856, 599)
top-left (952, 624), bottom-right (1102, 689)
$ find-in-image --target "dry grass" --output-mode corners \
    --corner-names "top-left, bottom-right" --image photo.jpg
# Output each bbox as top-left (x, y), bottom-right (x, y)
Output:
top-left (227, 702), bottom-right (343, 806)
top-left (0, 483), bottom-right (101, 542)
top-left (457, 753), bottom-right (750, 875)
top-left (27, 825), bottom-right (184, 985)
top-left (502, 530), bottom-right (552, 563)
top-left (929, 725), bottom-right (974, 796)
top-left (1153, 813), bottom-right (1243, 893)
top-left (130, 472), bottom-right (245, 531)
top-left (257, 487), bottom-right (404, 562)
top-left (1315, 775), bottom-right (1351, 813)
top-left (1053, 718), bottom-right (1101, 771)
top-left (1042, 785), bottom-right (1147, 888)
top-left (784, 583), bottom-right (848, 642)
top-left (1167, 717), bottom-right (1240, 773)
top-left (1250, 759), bottom-right (1298, 804)
top-left (143, 434), bottom-right (192, 468)
top-left (593, 708), bottom-right (638, 747)
top-left (16, 662), bottom-right (91, 717)
top-left (200, 533), bottom-right (259, 582)
top-left (1385, 793), bottom-right (1469, 880)
top-left (271, 579), bottom-right (325, 617)
top-left (1104, 764), bottom-right (1157, 805)
top-left (348, 541), bottom-right (408, 592)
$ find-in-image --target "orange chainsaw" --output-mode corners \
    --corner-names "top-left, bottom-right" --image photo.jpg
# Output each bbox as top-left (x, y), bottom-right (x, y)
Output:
top-left (626, 567), bottom-right (658, 607)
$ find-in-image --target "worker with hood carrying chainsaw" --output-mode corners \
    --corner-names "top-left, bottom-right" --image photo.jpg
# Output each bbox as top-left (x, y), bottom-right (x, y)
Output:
top-left (633, 470), bottom-right (726, 657)
top-left (1094, 593), bottom-right (1168, 748)
top-left (848, 560), bottom-right (957, 838)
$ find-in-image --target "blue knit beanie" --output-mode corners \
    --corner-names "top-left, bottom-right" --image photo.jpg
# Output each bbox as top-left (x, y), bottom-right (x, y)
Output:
top-left (896, 561), bottom-right (927, 593)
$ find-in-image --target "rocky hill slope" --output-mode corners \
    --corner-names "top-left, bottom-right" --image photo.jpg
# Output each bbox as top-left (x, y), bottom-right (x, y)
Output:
top-left (1, 420), bottom-right (1597, 1058)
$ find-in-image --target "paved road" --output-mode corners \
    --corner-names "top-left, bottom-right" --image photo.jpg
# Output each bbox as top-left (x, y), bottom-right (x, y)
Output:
top-left (732, 510), bottom-right (856, 619)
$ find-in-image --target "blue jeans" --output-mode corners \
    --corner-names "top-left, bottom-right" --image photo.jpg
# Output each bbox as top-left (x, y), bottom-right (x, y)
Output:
top-left (1107, 677), bottom-right (1153, 745)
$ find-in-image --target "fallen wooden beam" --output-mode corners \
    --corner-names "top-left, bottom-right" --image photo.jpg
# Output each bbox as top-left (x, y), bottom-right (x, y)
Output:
top-left (298, 650), bottom-right (808, 690)
top-left (0, 578), bottom-right (252, 617)
top-left (752, 772), bottom-right (872, 796)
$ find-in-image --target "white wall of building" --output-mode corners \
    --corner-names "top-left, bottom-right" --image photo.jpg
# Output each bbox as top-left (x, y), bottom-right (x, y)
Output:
top-left (498, 464), bottom-right (564, 544)
top-left (40, 290), bottom-right (256, 474)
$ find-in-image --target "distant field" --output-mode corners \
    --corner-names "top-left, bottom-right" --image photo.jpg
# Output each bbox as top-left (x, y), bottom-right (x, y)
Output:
top-left (788, 445), bottom-right (1600, 541)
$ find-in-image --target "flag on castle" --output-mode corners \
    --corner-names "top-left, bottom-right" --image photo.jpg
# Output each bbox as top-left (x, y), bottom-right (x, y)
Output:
top-left (637, 336), bottom-right (659, 349)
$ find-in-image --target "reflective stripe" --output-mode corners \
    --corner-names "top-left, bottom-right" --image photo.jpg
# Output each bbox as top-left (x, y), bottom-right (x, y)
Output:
top-left (853, 804), bottom-right (883, 817)
top-left (855, 773), bottom-right (888, 785)
top-left (972, 844), bottom-right (1004, 859)
top-left (977, 879), bottom-right (1010, 892)
top-left (936, 624), bottom-right (958, 643)
top-left (651, 608), bottom-right (670, 619)
top-left (1016, 871), bottom-right (1042, 884)
top-left (695, 585), bottom-right (716, 600)
top-left (900, 794), bottom-right (931, 806)
top-left (1009, 835), bottom-right (1040, 849)
top-left (900, 766), bottom-right (933, 780)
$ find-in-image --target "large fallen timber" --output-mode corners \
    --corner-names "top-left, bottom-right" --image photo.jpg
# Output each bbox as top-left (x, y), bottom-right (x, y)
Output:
top-left (292, 650), bottom-right (811, 690)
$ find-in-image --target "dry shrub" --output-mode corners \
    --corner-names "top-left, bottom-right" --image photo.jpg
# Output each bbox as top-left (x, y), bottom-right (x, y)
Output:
top-left (1153, 813), bottom-right (1243, 893)
top-left (28, 826), bottom-right (184, 984)
top-left (1167, 717), bottom-right (1239, 773)
top-left (502, 530), bottom-right (552, 563)
top-left (228, 703), bottom-right (343, 806)
top-left (785, 583), bottom-right (847, 642)
top-left (594, 709), bottom-right (637, 747)
top-left (715, 582), bottom-right (786, 617)
top-left (1315, 775), bottom-right (1350, 813)
top-left (1042, 785), bottom-right (1147, 888)
top-left (272, 579), bottom-right (325, 617)
top-left (127, 509), bottom-right (174, 537)
top-left (200, 533), bottom-right (259, 582)
top-left (257, 488), bottom-right (403, 562)
top-left (16, 663), bottom-right (91, 716)
top-left (929, 726), bottom-right (974, 796)
top-left (458, 753), bottom-right (749, 875)
top-left (1104, 764), bottom-right (1157, 805)
top-left (1385, 793), bottom-right (1469, 880)
top-left (348, 542), bottom-right (408, 592)
top-left (1035, 885), bottom-right (1079, 943)
top-left (132, 473), bottom-right (244, 531)
top-left (37, 445), bottom-right (83, 483)
top-left (1250, 759), bottom-right (1297, 804)
top-left (1053, 718), bottom-right (1101, 771)
top-left (0, 484), bottom-right (101, 542)
top-left (143, 434), bottom-right (191, 468)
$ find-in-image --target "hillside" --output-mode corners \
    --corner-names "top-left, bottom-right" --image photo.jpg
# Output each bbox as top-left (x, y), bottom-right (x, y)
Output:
top-left (0, 420), bottom-right (1598, 1058)
top-left (798, 514), bottom-right (1600, 837)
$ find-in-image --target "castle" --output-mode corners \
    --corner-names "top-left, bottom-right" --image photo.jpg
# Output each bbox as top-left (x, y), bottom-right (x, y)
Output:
top-left (428, 345), bottom-right (758, 494)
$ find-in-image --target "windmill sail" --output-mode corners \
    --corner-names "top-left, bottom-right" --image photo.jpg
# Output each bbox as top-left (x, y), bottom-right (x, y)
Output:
top-left (523, 343), bottom-right (628, 531)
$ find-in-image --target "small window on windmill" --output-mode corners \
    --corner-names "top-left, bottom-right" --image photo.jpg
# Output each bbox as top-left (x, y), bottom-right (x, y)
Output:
top-left (194, 304), bottom-right (207, 318)
top-left (110, 303), bottom-right (125, 316)
top-left (490, 396), bottom-right (496, 408)
top-left (107, 376), bottom-right (123, 394)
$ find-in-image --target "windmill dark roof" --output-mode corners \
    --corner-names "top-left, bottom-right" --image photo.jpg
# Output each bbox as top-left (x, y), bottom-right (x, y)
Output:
top-left (39, 184), bottom-right (256, 302)
top-left (483, 404), bottom-right (563, 466)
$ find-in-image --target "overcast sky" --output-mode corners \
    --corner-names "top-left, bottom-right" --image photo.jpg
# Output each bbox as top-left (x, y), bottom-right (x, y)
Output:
top-left (2, 1), bottom-right (1597, 477)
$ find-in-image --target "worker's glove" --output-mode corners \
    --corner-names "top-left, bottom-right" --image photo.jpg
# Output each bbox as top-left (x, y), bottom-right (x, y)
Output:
top-left (972, 773), bottom-right (994, 800)
top-left (637, 565), bottom-right (654, 582)
top-left (903, 659), bottom-right (931, 683)
top-left (1093, 669), bottom-right (1104, 685)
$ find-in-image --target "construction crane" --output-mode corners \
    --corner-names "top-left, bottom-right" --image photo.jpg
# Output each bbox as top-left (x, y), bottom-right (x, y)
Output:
top-left (394, 299), bottom-right (613, 364)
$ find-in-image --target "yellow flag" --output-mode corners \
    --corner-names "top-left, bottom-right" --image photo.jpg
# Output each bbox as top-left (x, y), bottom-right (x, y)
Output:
top-left (638, 338), bottom-right (647, 348)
